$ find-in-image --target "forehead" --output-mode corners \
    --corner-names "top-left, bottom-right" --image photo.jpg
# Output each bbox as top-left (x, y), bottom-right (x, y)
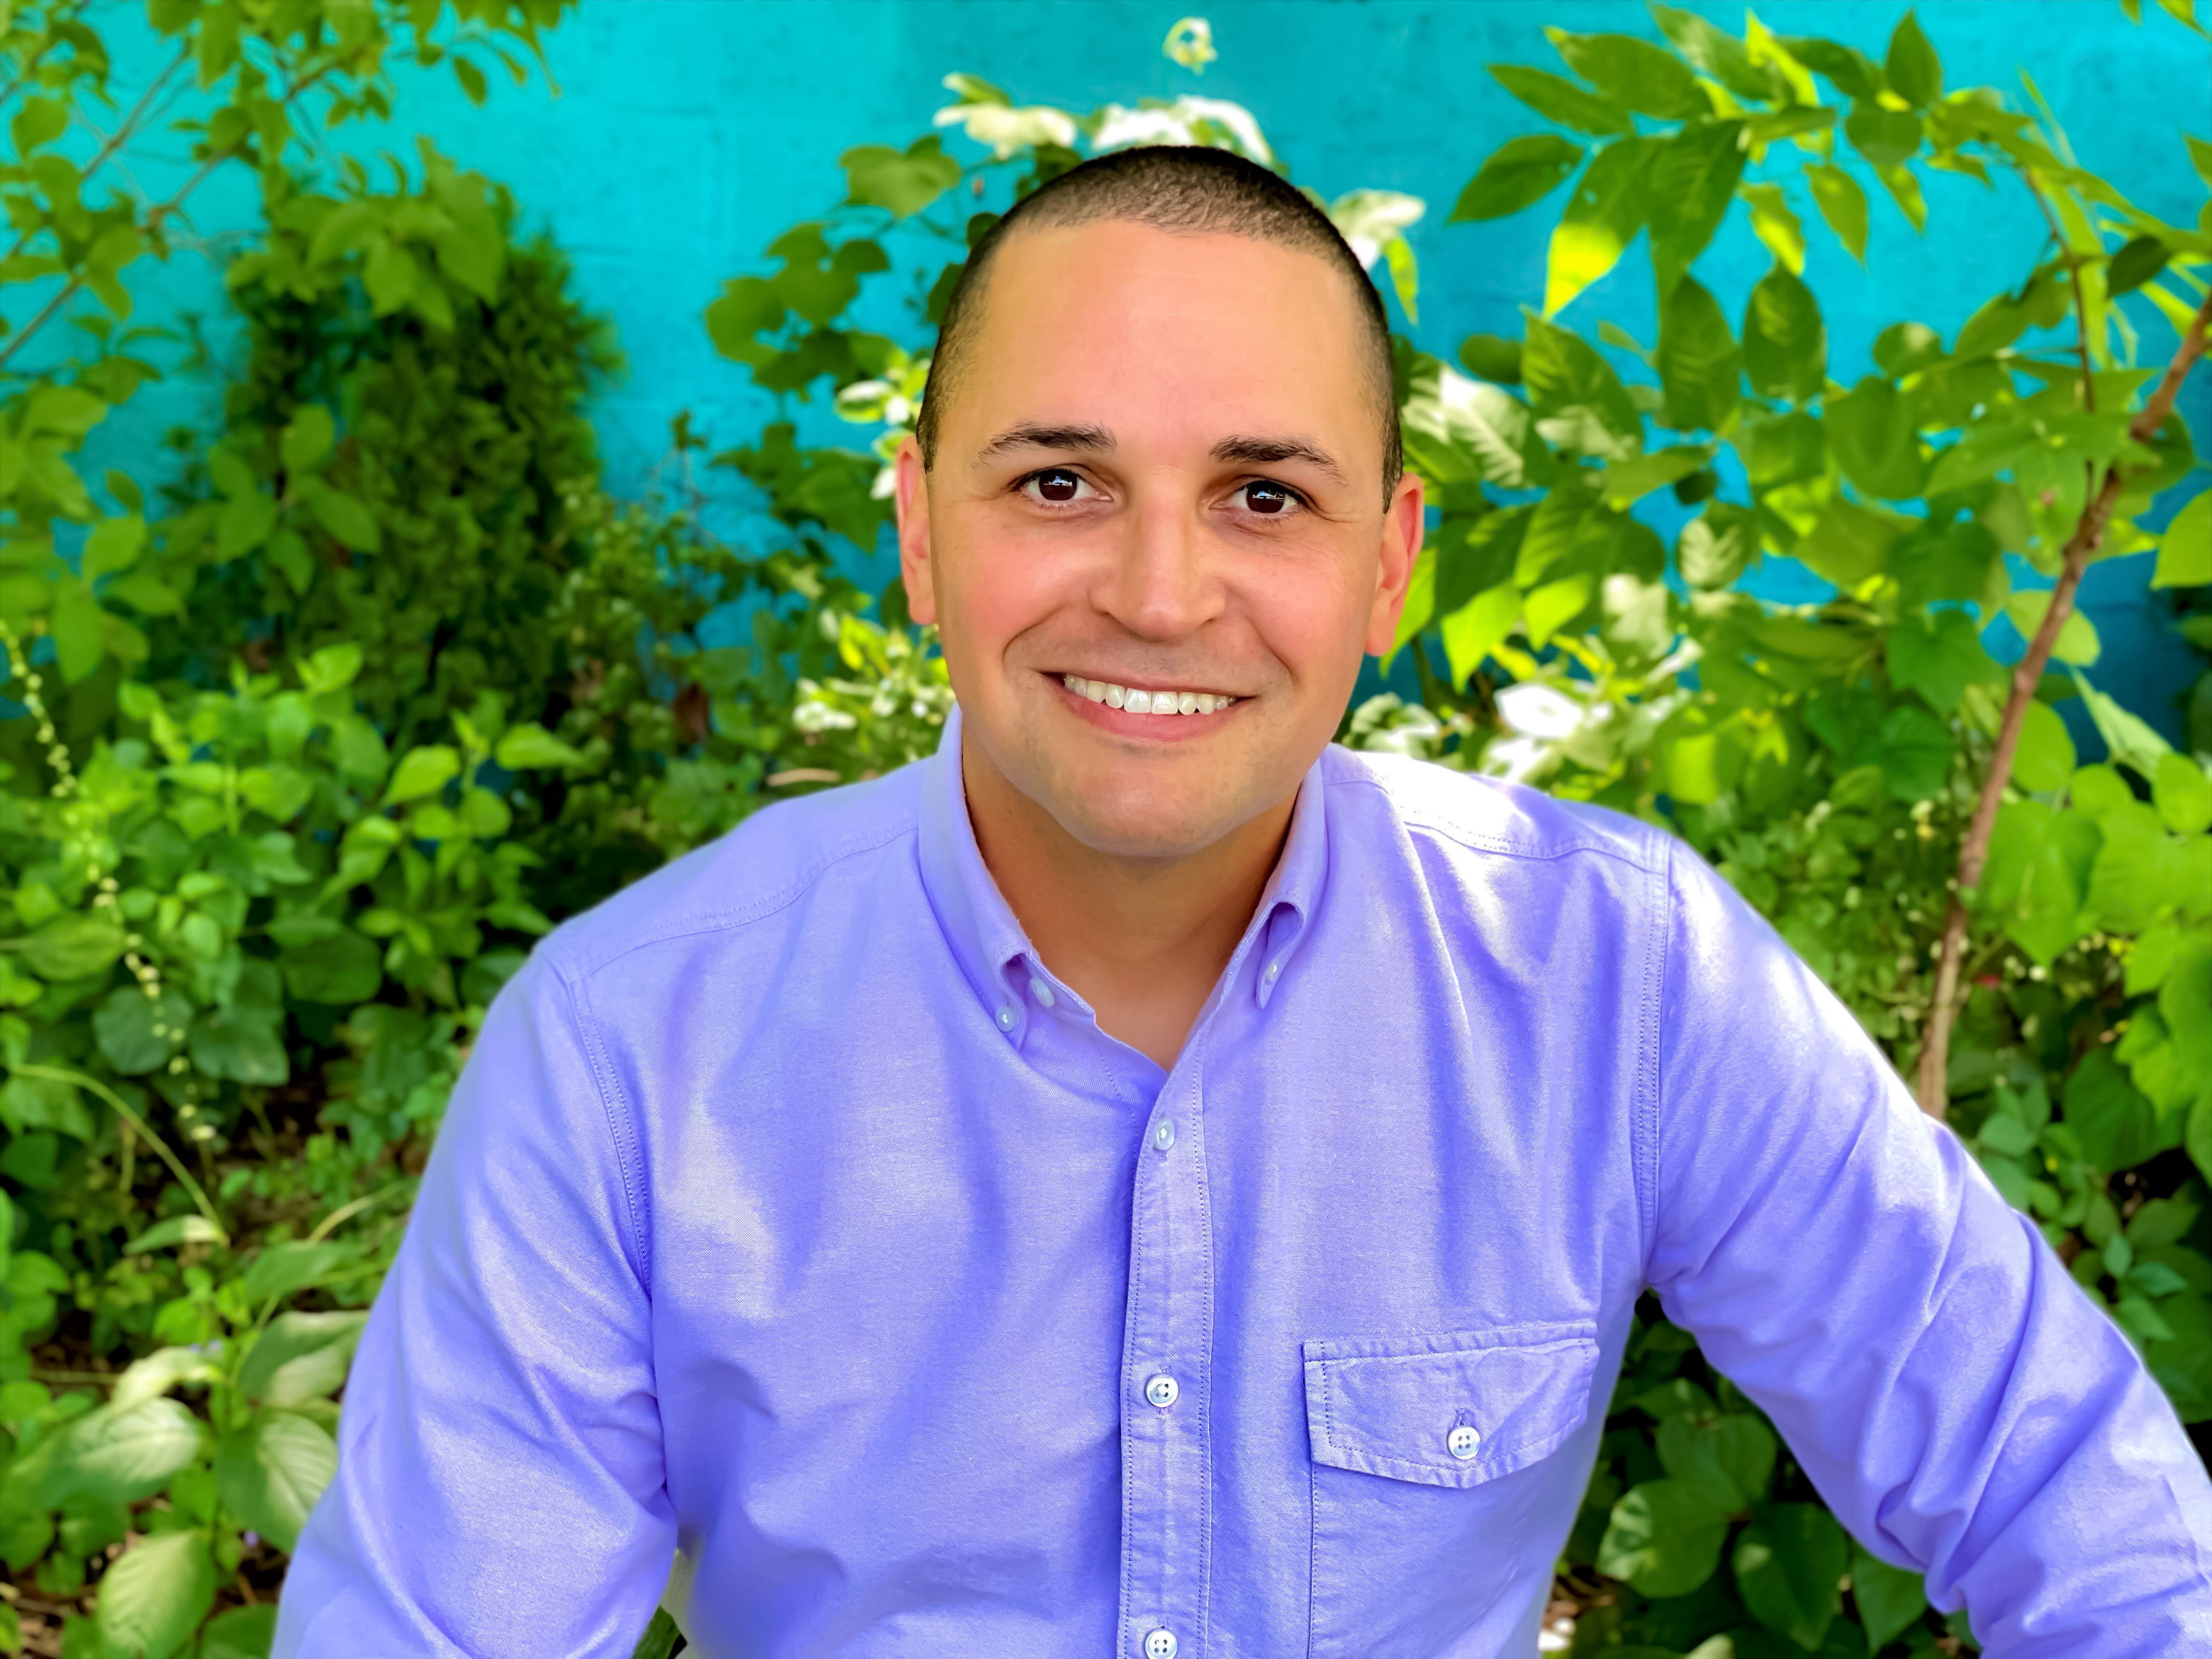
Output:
top-left (955, 221), bottom-right (1375, 459)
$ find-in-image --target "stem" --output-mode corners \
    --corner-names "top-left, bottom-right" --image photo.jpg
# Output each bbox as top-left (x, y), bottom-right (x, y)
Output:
top-left (0, 58), bottom-right (337, 376)
top-left (2022, 172), bottom-right (2096, 411)
top-left (1915, 287), bottom-right (2212, 1117)
top-left (12, 1063), bottom-right (226, 1238)
top-left (306, 1182), bottom-right (407, 1244)
top-left (3, 46), bottom-right (193, 268)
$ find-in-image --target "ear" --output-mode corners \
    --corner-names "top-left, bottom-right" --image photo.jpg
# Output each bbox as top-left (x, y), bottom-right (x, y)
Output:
top-left (894, 435), bottom-right (938, 627)
top-left (1361, 469), bottom-right (1426, 657)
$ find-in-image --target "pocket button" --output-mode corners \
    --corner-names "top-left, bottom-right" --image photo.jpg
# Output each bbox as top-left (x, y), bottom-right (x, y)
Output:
top-left (1447, 1424), bottom-right (1480, 1461)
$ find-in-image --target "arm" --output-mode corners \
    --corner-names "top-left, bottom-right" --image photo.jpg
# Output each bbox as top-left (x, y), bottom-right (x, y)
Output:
top-left (1646, 840), bottom-right (2212, 1655)
top-left (273, 952), bottom-right (672, 1658)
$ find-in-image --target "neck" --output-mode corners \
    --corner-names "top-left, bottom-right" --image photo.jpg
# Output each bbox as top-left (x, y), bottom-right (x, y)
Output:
top-left (961, 733), bottom-right (1294, 1070)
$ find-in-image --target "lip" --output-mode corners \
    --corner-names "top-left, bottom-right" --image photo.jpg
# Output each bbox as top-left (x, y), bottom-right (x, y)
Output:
top-left (1046, 671), bottom-right (1246, 742)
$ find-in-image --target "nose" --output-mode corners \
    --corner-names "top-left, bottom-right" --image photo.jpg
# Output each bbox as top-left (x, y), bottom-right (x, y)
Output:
top-left (1096, 494), bottom-right (1222, 643)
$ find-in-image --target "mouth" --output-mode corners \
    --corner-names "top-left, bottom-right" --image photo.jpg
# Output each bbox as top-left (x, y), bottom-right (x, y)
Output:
top-left (1049, 671), bottom-right (1245, 738)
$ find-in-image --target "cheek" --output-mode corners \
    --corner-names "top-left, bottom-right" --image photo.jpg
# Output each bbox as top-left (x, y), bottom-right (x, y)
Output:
top-left (1237, 549), bottom-right (1373, 684)
top-left (937, 520), bottom-right (1077, 658)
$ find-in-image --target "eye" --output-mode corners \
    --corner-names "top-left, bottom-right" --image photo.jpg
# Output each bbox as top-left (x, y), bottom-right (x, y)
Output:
top-left (1231, 478), bottom-right (1307, 517)
top-left (1020, 467), bottom-right (1098, 505)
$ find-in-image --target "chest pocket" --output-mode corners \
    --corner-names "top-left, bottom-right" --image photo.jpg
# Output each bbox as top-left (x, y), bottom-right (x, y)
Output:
top-left (1302, 1323), bottom-right (1602, 1657)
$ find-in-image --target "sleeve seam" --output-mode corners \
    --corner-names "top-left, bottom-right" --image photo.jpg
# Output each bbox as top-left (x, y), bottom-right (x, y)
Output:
top-left (551, 953), bottom-right (653, 1291)
top-left (1635, 837), bottom-right (1673, 1271)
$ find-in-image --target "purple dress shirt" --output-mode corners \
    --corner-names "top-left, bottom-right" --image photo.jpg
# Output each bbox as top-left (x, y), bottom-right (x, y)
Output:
top-left (275, 709), bottom-right (2212, 1657)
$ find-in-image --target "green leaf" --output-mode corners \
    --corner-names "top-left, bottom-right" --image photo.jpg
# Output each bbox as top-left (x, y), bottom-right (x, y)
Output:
top-left (494, 722), bottom-right (585, 770)
top-left (1600, 446), bottom-right (1717, 509)
top-left (238, 1311), bottom-right (369, 1406)
top-left (302, 641), bottom-right (365, 695)
top-left (1522, 313), bottom-right (1642, 443)
top-left (2068, 1049), bottom-right (2163, 1172)
top-left (93, 1529), bottom-right (217, 1659)
top-left (1452, 134), bottom-right (1585, 222)
top-left (1885, 11), bottom-right (1944, 106)
top-left (279, 928), bottom-right (382, 1005)
top-left (280, 405), bottom-right (336, 476)
top-left (1598, 1477), bottom-right (1731, 1596)
top-left (1888, 608), bottom-right (1999, 713)
top-left (2152, 490), bottom-right (2211, 588)
top-left (120, 1216), bottom-right (224, 1255)
top-left (21, 913), bottom-right (125, 981)
top-left (198, 1606), bottom-right (280, 1659)
top-left (2154, 753), bottom-right (2212, 836)
top-left (35, 1400), bottom-right (206, 1506)
top-left (842, 134), bottom-right (961, 218)
top-left (1543, 138), bottom-right (1651, 316)
top-left (2012, 699), bottom-right (2078, 792)
top-left (1827, 376), bottom-right (1926, 499)
top-left (1805, 163), bottom-right (1869, 261)
top-left (217, 1411), bottom-right (338, 1556)
top-left (1797, 498), bottom-right (1904, 588)
top-left (1487, 63), bottom-right (1634, 136)
top-left (1678, 501), bottom-right (1760, 589)
top-left (2006, 591), bottom-right (2101, 666)
top-left (1743, 266), bottom-right (1826, 402)
top-left (1874, 161), bottom-right (1928, 233)
top-left (2106, 234), bottom-right (2172, 297)
top-left (1741, 182), bottom-right (1807, 275)
top-left (1849, 1557), bottom-right (1920, 1654)
top-left (1650, 5), bottom-right (1778, 99)
top-left (363, 236), bottom-right (420, 315)
top-left (92, 986), bottom-right (193, 1076)
top-left (1544, 29), bottom-right (1707, 119)
top-left (217, 490), bottom-right (280, 561)
top-left (1874, 703), bottom-right (1955, 802)
top-left (1647, 122), bottom-right (1749, 297)
top-left (189, 1005), bottom-right (288, 1087)
top-left (1846, 103), bottom-right (1923, 167)
top-left (1735, 1503), bottom-right (1847, 1650)
top-left (83, 517), bottom-right (146, 583)
top-left (1657, 277), bottom-right (1740, 433)
top-left (384, 744), bottom-right (460, 805)
top-left (306, 484), bottom-right (381, 555)
top-left (1979, 797), bottom-right (2099, 961)
top-left (1458, 334), bottom-right (1523, 385)
top-left (1656, 1410), bottom-right (1778, 1511)
top-left (1438, 582), bottom-right (1519, 689)
top-left (241, 1239), bottom-right (354, 1307)
top-left (706, 276), bottom-right (786, 359)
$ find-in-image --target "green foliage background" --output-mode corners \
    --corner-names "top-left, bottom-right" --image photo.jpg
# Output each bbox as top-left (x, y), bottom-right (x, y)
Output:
top-left (0, 3), bottom-right (2201, 1656)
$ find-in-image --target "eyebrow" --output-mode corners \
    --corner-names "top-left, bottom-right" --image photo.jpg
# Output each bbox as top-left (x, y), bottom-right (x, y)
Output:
top-left (1211, 433), bottom-right (1348, 487)
top-left (977, 421), bottom-right (1116, 461)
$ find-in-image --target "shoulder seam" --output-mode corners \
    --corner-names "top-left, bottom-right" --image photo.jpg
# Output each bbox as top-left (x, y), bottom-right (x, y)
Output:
top-left (551, 814), bottom-right (921, 984)
top-left (1325, 770), bottom-right (1666, 875)
top-left (1634, 837), bottom-right (1674, 1263)
top-left (548, 957), bottom-right (652, 1290)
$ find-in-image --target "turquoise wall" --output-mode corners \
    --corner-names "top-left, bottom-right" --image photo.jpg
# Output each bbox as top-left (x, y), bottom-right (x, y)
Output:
top-left (95, 0), bottom-right (2210, 736)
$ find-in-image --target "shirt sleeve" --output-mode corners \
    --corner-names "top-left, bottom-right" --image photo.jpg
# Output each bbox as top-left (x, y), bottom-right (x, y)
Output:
top-left (1645, 837), bottom-right (2212, 1655)
top-left (273, 951), bottom-right (672, 1658)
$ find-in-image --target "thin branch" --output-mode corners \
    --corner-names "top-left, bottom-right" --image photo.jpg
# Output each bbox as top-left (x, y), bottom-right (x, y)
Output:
top-left (10, 1062), bottom-right (226, 1234)
top-left (0, 44), bottom-right (189, 273)
top-left (2022, 171), bottom-right (2097, 411)
top-left (0, 32), bottom-right (61, 125)
top-left (0, 57), bottom-right (341, 377)
top-left (1915, 286), bottom-right (2212, 1118)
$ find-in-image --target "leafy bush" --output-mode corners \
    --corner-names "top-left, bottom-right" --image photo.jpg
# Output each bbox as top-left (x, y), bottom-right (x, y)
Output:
top-left (0, 2), bottom-right (2199, 1656)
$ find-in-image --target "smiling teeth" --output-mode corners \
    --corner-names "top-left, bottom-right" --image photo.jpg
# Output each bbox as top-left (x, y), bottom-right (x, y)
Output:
top-left (1063, 675), bottom-right (1237, 715)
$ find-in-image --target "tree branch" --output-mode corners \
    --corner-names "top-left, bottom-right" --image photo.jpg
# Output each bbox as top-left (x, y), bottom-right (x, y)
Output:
top-left (2023, 172), bottom-right (2097, 411)
top-left (0, 46), bottom-right (191, 270)
top-left (1915, 285), bottom-right (2212, 1118)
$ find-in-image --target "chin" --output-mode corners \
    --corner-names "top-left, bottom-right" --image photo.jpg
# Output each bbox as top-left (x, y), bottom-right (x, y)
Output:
top-left (1041, 776), bottom-right (1245, 862)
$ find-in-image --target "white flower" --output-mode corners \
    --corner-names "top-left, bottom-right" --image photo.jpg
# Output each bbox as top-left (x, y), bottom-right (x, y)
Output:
top-left (1328, 189), bottom-right (1425, 271)
top-left (934, 101), bottom-right (1077, 160)
top-left (1495, 681), bottom-right (1588, 741)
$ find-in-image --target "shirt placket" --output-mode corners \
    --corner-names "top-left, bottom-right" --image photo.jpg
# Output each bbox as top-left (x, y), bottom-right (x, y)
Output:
top-left (1119, 1049), bottom-right (1211, 1659)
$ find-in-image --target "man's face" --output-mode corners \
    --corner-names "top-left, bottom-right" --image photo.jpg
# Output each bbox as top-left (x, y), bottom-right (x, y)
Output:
top-left (897, 219), bottom-right (1423, 861)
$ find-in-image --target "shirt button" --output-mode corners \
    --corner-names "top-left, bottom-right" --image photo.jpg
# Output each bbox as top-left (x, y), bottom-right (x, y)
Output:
top-left (1144, 1373), bottom-right (1179, 1409)
top-left (995, 1006), bottom-right (1015, 1031)
top-left (1030, 977), bottom-right (1056, 1008)
top-left (1143, 1630), bottom-right (1177, 1659)
top-left (1152, 1118), bottom-right (1175, 1153)
top-left (1448, 1424), bottom-right (1480, 1460)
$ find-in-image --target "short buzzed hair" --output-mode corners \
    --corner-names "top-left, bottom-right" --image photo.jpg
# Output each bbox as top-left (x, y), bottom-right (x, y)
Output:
top-left (915, 145), bottom-right (1403, 505)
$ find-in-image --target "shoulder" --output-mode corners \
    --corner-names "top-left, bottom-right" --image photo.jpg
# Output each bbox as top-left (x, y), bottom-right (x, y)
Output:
top-left (533, 762), bottom-right (927, 986)
top-left (1319, 744), bottom-right (1671, 878)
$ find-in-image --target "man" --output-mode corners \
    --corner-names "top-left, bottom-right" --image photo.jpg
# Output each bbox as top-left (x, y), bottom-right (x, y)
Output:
top-left (276, 147), bottom-right (2211, 1657)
